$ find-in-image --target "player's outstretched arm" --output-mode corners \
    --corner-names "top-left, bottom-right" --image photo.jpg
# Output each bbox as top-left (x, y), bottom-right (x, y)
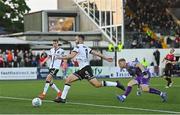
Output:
top-left (91, 50), bottom-right (113, 62)
top-left (40, 56), bottom-right (51, 66)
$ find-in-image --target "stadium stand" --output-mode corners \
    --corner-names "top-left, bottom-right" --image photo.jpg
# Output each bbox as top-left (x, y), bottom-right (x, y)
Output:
top-left (124, 0), bottom-right (180, 48)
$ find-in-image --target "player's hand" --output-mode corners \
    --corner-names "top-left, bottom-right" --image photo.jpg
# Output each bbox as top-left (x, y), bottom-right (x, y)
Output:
top-left (40, 62), bottom-right (44, 67)
top-left (106, 57), bottom-right (113, 62)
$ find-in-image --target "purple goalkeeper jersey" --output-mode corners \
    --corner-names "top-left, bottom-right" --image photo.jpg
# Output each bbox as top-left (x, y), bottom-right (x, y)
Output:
top-left (126, 61), bottom-right (151, 85)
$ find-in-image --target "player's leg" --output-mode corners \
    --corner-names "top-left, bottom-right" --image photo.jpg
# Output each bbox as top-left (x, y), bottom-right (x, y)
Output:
top-left (49, 80), bottom-right (62, 99)
top-left (164, 63), bottom-right (173, 88)
top-left (54, 73), bottom-right (79, 103)
top-left (136, 84), bottom-right (142, 96)
top-left (39, 69), bottom-right (61, 99)
top-left (117, 79), bottom-right (138, 102)
top-left (88, 78), bottom-right (125, 90)
top-left (38, 74), bottom-right (53, 99)
top-left (83, 65), bottom-right (125, 90)
top-left (141, 84), bottom-right (167, 102)
top-left (49, 69), bottom-right (62, 98)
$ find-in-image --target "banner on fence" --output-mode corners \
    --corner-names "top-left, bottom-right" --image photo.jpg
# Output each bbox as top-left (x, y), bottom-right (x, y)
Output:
top-left (0, 68), bottom-right (37, 80)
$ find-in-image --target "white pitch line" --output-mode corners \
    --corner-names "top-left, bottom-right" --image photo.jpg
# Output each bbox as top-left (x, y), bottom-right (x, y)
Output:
top-left (0, 96), bottom-right (179, 114)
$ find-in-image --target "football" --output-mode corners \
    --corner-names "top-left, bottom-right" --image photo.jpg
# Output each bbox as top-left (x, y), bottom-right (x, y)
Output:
top-left (32, 98), bottom-right (42, 107)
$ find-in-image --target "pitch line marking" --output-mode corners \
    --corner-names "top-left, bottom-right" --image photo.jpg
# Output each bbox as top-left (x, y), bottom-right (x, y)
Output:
top-left (0, 96), bottom-right (179, 114)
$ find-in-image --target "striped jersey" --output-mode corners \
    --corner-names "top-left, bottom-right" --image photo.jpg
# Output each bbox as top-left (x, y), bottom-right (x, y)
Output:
top-left (49, 47), bottom-right (65, 69)
top-left (72, 44), bottom-right (92, 69)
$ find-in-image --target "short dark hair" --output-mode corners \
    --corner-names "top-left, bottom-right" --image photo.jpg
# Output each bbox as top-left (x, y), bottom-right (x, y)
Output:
top-left (53, 39), bottom-right (59, 42)
top-left (78, 35), bottom-right (85, 41)
top-left (118, 58), bottom-right (126, 62)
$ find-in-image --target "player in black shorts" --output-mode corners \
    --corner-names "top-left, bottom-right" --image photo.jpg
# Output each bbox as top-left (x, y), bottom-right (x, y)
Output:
top-left (162, 49), bottom-right (176, 88)
top-left (38, 39), bottom-right (65, 99)
top-left (54, 35), bottom-right (125, 103)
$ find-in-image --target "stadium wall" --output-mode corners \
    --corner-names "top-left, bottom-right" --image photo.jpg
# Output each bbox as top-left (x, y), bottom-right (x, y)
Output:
top-left (0, 66), bottom-right (157, 80)
top-left (103, 49), bottom-right (180, 75)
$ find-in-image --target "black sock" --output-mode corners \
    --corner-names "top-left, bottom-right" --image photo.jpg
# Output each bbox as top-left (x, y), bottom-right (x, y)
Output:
top-left (166, 78), bottom-right (172, 86)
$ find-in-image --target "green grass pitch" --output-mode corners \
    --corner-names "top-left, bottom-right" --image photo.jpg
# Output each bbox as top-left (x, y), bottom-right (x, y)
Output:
top-left (0, 77), bottom-right (180, 114)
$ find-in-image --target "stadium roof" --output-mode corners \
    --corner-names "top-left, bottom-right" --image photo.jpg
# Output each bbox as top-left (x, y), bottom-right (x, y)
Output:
top-left (0, 37), bottom-right (28, 44)
top-left (5, 31), bottom-right (102, 41)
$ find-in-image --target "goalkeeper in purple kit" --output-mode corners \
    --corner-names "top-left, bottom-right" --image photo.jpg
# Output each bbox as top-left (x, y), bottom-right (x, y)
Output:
top-left (117, 58), bottom-right (167, 102)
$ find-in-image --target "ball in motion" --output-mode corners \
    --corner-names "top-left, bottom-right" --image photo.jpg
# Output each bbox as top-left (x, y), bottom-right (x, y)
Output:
top-left (32, 97), bottom-right (42, 107)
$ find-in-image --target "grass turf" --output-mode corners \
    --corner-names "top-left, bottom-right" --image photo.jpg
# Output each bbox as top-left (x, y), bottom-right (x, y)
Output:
top-left (0, 77), bottom-right (180, 114)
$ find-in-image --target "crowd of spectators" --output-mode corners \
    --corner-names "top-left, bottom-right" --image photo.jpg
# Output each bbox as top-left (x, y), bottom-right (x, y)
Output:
top-left (125, 0), bottom-right (180, 48)
top-left (0, 49), bottom-right (79, 68)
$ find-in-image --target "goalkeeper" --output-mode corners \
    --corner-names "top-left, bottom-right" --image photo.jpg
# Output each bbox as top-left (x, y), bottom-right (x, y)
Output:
top-left (117, 58), bottom-right (167, 102)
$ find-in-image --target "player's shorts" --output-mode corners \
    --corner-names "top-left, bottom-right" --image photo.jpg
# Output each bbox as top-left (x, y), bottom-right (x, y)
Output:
top-left (164, 63), bottom-right (173, 77)
top-left (73, 65), bottom-right (95, 80)
top-left (49, 68), bottom-right (59, 77)
top-left (135, 73), bottom-right (150, 85)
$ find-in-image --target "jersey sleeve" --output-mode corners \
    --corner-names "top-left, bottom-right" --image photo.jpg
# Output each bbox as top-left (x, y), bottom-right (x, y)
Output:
top-left (127, 61), bottom-right (139, 67)
top-left (61, 49), bottom-right (66, 56)
top-left (72, 46), bottom-right (79, 53)
top-left (48, 49), bottom-right (52, 57)
top-left (56, 49), bottom-right (65, 57)
top-left (88, 47), bottom-right (92, 54)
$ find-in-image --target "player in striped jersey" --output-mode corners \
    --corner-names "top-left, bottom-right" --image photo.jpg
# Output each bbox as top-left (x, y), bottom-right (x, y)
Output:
top-left (38, 39), bottom-right (65, 100)
top-left (54, 35), bottom-right (125, 103)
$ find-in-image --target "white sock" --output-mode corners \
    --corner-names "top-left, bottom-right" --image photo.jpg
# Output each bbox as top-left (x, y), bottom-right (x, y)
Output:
top-left (61, 84), bottom-right (71, 99)
top-left (103, 81), bottom-right (117, 87)
top-left (122, 95), bottom-right (126, 99)
top-left (43, 83), bottom-right (50, 95)
top-left (160, 92), bottom-right (163, 96)
top-left (50, 83), bottom-right (60, 93)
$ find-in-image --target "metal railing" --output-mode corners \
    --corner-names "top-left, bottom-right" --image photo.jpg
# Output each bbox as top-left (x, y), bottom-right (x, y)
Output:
top-left (73, 0), bottom-right (124, 46)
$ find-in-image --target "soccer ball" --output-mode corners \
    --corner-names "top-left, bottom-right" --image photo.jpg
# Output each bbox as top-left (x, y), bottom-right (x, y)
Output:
top-left (32, 98), bottom-right (42, 107)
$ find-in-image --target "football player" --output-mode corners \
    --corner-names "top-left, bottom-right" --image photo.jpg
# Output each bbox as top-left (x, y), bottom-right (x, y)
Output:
top-left (117, 58), bottom-right (167, 102)
top-left (54, 35), bottom-right (125, 103)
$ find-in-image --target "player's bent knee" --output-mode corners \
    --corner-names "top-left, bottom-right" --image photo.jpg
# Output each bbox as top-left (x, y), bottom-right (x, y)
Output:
top-left (127, 82), bottom-right (133, 86)
top-left (92, 83), bottom-right (101, 88)
top-left (65, 78), bottom-right (71, 84)
top-left (141, 86), bottom-right (149, 92)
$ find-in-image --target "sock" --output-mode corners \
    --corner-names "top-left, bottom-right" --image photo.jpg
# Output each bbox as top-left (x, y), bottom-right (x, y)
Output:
top-left (102, 81), bottom-right (117, 87)
top-left (149, 88), bottom-right (161, 95)
top-left (61, 84), bottom-right (71, 99)
top-left (50, 83), bottom-right (60, 93)
top-left (43, 81), bottom-right (50, 95)
top-left (167, 78), bottom-right (172, 86)
top-left (124, 86), bottom-right (132, 96)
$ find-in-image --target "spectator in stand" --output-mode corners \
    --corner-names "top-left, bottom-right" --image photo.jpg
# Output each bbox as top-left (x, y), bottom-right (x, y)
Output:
top-left (36, 52), bottom-right (40, 67)
top-left (153, 49), bottom-right (160, 66)
top-left (24, 57), bottom-right (31, 67)
top-left (166, 36), bottom-right (172, 47)
top-left (67, 59), bottom-right (73, 67)
top-left (73, 59), bottom-right (79, 67)
top-left (0, 54), bottom-right (3, 67)
top-left (141, 57), bottom-right (149, 68)
top-left (41, 50), bottom-right (48, 58)
top-left (13, 56), bottom-right (18, 67)
top-left (61, 59), bottom-right (68, 78)
top-left (7, 50), bottom-right (13, 67)
top-left (174, 35), bottom-right (180, 48)
top-left (39, 53), bottom-right (47, 67)
top-left (31, 56), bottom-right (38, 67)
